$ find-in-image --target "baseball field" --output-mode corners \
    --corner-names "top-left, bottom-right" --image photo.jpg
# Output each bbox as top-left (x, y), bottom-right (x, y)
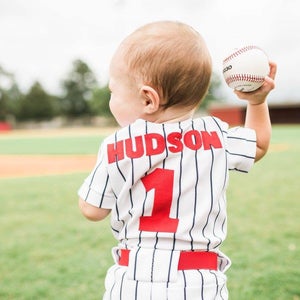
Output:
top-left (0, 125), bottom-right (299, 300)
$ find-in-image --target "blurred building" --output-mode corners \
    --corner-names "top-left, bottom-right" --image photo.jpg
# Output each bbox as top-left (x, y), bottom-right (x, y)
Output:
top-left (208, 102), bottom-right (300, 126)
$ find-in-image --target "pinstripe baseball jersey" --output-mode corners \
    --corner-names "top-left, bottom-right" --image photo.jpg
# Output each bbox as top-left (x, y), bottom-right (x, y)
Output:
top-left (78, 116), bottom-right (256, 275)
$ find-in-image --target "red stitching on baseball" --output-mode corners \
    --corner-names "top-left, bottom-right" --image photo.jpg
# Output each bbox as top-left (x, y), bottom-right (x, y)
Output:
top-left (223, 45), bottom-right (262, 64)
top-left (225, 74), bottom-right (265, 85)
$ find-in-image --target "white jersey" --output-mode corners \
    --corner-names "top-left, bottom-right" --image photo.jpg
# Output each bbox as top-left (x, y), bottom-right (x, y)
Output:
top-left (78, 116), bottom-right (256, 274)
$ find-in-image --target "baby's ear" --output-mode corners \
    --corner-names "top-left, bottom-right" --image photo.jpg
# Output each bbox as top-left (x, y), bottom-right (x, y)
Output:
top-left (140, 85), bottom-right (160, 114)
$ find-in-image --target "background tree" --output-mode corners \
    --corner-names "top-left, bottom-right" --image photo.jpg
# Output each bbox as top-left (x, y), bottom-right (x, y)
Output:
top-left (18, 81), bottom-right (55, 121)
top-left (89, 84), bottom-right (112, 117)
top-left (0, 66), bottom-right (22, 121)
top-left (60, 59), bottom-right (97, 117)
top-left (5, 83), bottom-right (23, 118)
top-left (0, 90), bottom-right (9, 121)
top-left (201, 71), bottom-right (223, 109)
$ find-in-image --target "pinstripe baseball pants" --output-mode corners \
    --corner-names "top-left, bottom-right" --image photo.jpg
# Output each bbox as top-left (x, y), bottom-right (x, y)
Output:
top-left (103, 265), bottom-right (228, 300)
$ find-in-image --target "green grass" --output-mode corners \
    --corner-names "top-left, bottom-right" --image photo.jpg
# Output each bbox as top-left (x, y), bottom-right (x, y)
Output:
top-left (224, 126), bottom-right (300, 299)
top-left (0, 135), bottom-right (104, 155)
top-left (0, 125), bottom-right (299, 299)
top-left (0, 174), bottom-right (115, 300)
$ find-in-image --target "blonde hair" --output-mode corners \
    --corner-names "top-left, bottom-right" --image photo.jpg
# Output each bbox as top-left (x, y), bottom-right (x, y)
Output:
top-left (120, 21), bottom-right (212, 109)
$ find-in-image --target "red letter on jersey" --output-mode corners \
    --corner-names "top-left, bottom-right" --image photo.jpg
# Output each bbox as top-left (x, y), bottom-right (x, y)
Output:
top-left (139, 168), bottom-right (179, 233)
top-left (107, 141), bottom-right (124, 163)
top-left (184, 130), bottom-right (202, 150)
top-left (125, 136), bottom-right (144, 159)
top-left (167, 132), bottom-right (183, 153)
top-left (145, 133), bottom-right (166, 156)
top-left (201, 131), bottom-right (222, 150)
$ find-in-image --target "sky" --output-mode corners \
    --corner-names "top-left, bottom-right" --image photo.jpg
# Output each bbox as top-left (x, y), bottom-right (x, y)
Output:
top-left (0, 0), bottom-right (299, 103)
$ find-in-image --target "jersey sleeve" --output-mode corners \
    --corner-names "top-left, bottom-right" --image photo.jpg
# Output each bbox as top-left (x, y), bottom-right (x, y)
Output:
top-left (77, 142), bottom-right (116, 209)
top-left (226, 126), bottom-right (256, 173)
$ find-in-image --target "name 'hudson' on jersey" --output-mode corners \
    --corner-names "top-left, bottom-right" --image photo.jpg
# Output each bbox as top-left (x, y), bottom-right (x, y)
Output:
top-left (107, 130), bottom-right (223, 164)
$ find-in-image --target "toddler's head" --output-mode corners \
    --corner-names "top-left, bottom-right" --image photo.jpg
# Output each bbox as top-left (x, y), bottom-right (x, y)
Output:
top-left (109, 21), bottom-right (212, 126)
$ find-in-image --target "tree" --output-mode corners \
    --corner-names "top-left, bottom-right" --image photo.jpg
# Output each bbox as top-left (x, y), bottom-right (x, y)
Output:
top-left (18, 81), bottom-right (55, 121)
top-left (60, 59), bottom-right (97, 117)
top-left (89, 84), bottom-right (112, 117)
top-left (0, 66), bottom-right (22, 121)
top-left (0, 90), bottom-right (9, 121)
top-left (201, 71), bottom-right (223, 109)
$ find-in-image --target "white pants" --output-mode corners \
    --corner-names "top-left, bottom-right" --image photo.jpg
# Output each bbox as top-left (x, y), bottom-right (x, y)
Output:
top-left (103, 265), bottom-right (228, 300)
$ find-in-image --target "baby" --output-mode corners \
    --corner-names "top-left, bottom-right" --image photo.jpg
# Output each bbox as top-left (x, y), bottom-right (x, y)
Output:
top-left (78, 21), bottom-right (276, 299)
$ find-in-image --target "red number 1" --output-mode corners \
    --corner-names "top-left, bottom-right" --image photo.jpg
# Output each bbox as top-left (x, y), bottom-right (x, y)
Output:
top-left (139, 168), bottom-right (179, 233)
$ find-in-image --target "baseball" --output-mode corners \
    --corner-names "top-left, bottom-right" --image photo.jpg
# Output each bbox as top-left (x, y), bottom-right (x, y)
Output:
top-left (222, 45), bottom-right (270, 92)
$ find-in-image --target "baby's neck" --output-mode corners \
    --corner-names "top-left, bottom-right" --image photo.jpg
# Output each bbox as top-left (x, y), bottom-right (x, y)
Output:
top-left (146, 107), bottom-right (195, 124)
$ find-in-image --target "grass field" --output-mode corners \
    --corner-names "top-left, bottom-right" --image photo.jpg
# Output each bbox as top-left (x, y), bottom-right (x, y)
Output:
top-left (0, 125), bottom-right (299, 299)
top-left (0, 133), bottom-right (105, 155)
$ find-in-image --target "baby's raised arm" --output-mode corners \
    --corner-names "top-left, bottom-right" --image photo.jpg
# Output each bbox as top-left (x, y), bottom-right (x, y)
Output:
top-left (235, 61), bottom-right (277, 161)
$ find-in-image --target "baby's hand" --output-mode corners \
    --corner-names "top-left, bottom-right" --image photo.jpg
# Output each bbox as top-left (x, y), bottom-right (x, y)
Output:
top-left (234, 61), bottom-right (277, 105)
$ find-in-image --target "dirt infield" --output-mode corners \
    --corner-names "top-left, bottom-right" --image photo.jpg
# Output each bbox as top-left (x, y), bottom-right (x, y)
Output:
top-left (0, 126), bottom-right (118, 179)
top-left (0, 143), bottom-right (288, 179)
top-left (0, 154), bottom-right (97, 179)
top-left (0, 123), bottom-right (289, 179)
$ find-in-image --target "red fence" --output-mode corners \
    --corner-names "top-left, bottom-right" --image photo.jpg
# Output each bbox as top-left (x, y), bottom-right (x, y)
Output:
top-left (208, 103), bottom-right (300, 126)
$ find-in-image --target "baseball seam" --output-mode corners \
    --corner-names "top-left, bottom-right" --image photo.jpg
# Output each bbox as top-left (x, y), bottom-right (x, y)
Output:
top-left (225, 74), bottom-right (265, 85)
top-left (223, 45), bottom-right (262, 64)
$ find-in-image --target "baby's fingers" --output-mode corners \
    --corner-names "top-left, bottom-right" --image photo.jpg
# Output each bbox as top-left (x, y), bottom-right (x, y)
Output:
top-left (267, 61), bottom-right (277, 80)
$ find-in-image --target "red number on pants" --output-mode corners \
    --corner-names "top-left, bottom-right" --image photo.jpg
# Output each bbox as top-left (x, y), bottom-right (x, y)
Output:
top-left (139, 168), bottom-right (179, 233)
